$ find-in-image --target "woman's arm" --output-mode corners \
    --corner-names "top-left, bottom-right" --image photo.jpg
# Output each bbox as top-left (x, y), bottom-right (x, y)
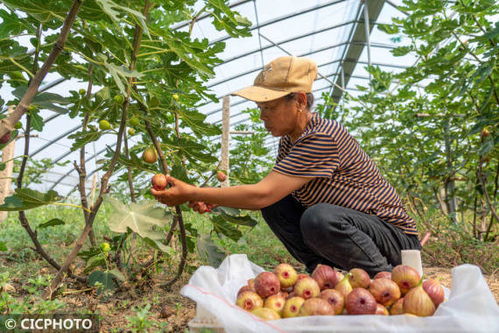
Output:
top-left (151, 171), bottom-right (312, 210)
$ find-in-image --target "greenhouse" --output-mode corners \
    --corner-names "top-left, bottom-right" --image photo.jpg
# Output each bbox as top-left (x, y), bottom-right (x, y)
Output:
top-left (0, 0), bottom-right (497, 331)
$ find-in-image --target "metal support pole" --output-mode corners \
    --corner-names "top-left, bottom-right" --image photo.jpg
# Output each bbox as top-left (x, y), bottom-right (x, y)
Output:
top-left (363, 0), bottom-right (372, 85)
top-left (221, 96), bottom-right (230, 187)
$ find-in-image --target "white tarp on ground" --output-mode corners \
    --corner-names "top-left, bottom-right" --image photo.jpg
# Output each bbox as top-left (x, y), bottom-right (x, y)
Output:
top-left (181, 254), bottom-right (499, 333)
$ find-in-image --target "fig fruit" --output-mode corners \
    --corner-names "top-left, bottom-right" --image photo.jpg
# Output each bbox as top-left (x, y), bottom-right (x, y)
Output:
top-left (0, 133), bottom-right (11, 144)
top-left (298, 298), bottom-right (334, 316)
top-left (264, 294), bottom-right (286, 314)
top-left (236, 291), bottom-right (263, 311)
top-left (369, 278), bottom-right (401, 307)
top-left (391, 265), bottom-right (421, 295)
top-left (78, 88), bottom-right (86, 95)
top-left (237, 285), bottom-right (253, 297)
top-left (114, 95), bottom-right (124, 104)
top-left (129, 117), bottom-right (140, 127)
top-left (389, 297), bottom-right (404, 315)
top-left (345, 288), bottom-right (377, 315)
top-left (403, 285), bottom-right (435, 317)
top-left (216, 171), bottom-right (227, 182)
top-left (422, 278), bottom-right (445, 307)
top-left (99, 119), bottom-right (111, 130)
top-left (128, 128), bottom-right (136, 136)
top-left (273, 263), bottom-right (298, 289)
top-left (254, 272), bottom-right (280, 298)
top-left (142, 147), bottom-right (158, 164)
top-left (151, 174), bottom-right (167, 191)
top-left (282, 296), bottom-right (305, 318)
top-left (293, 276), bottom-right (320, 299)
top-left (251, 307), bottom-right (280, 320)
top-left (320, 289), bottom-right (344, 315)
top-left (334, 274), bottom-right (353, 298)
top-left (172, 93), bottom-right (180, 101)
top-left (375, 303), bottom-right (389, 315)
top-left (349, 268), bottom-right (371, 289)
top-left (14, 122), bottom-right (22, 129)
top-left (312, 264), bottom-right (340, 290)
top-left (374, 271), bottom-right (392, 280)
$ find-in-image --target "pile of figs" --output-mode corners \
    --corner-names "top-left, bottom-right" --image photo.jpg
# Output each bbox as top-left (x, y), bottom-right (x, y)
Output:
top-left (236, 263), bottom-right (445, 320)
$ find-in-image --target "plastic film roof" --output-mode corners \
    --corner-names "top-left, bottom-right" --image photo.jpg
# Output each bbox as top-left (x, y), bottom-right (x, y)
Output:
top-left (1, 0), bottom-right (416, 195)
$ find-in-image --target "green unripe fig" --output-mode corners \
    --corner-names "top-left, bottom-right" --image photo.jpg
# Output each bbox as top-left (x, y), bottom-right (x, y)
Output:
top-left (114, 95), bottom-right (124, 104)
top-left (129, 117), bottom-right (140, 127)
top-left (79, 89), bottom-right (86, 95)
top-left (14, 122), bottom-right (22, 129)
top-left (99, 120), bottom-right (111, 130)
top-left (100, 242), bottom-right (111, 252)
top-left (27, 105), bottom-right (37, 112)
top-left (128, 128), bottom-right (136, 136)
top-left (172, 93), bottom-right (179, 101)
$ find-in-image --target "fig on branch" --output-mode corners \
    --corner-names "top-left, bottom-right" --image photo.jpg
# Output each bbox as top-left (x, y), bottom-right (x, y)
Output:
top-left (142, 147), bottom-right (158, 164)
top-left (114, 95), bottom-right (125, 104)
top-left (99, 120), bottom-right (111, 130)
top-left (151, 174), bottom-right (167, 191)
top-left (15, 122), bottom-right (22, 129)
top-left (78, 88), bottom-right (86, 95)
top-left (129, 117), bottom-right (140, 127)
top-left (128, 128), bottom-right (136, 136)
top-left (216, 171), bottom-right (227, 182)
top-left (172, 93), bottom-right (180, 101)
top-left (0, 133), bottom-right (11, 144)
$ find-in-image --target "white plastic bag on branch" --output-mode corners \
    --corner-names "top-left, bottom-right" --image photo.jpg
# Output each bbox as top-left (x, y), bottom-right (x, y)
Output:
top-left (181, 254), bottom-right (499, 333)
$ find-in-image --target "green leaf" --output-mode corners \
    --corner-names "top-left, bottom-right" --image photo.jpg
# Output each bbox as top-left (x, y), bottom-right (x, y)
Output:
top-left (210, 215), bottom-right (242, 241)
top-left (219, 211), bottom-right (257, 227)
top-left (68, 129), bottom-right (103, 151)
top-left (0, 9), bottom-right (31, 39)
top-left (107, 269), bottom-right (126, 282)
top-left (13, 87), bottom-right (70, 113)
top-left (88, 270), bottom-right (117, 293)
top-left (37, 218), bottom-right (65, 229)
top-left (391, 46), bottom-right (413, 56)
top-left (196, 234), bottom-right (226, 267)
top-left (84, 255), bottom-right (107, 274)
top-left (95, 0), bottom-right (149, 37)
top-left (0, 241), bottom-right (7, 251)
top-left (106, 197), bottom-right (172, 252)
top-left (29, 109), bottom-right (44, 131)
top-left (377, 23), bottom-right (400, 34)
top-left (0, 188), bottom-right (61, 211)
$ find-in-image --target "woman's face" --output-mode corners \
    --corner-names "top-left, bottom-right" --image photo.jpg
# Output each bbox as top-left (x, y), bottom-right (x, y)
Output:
top-left (257, 96), bottom-right (299, 137)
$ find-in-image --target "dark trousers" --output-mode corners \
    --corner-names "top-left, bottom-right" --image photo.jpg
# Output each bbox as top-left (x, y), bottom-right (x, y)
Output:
top-left (261, 195), bottom-right (421, 276)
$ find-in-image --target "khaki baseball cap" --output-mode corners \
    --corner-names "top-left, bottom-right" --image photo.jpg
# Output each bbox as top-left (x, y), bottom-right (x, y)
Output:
top-left (231, 56), bottom-right (318, 102)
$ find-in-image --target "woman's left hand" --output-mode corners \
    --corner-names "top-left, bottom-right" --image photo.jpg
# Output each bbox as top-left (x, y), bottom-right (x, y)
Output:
top-left (150, 175), bottom-right (196, 206)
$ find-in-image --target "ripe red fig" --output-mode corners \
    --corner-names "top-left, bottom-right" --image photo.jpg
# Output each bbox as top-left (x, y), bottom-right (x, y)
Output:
top-left (345, 288), bottom-right (377, 315)
top-left (334, 274), bottom-right (353, 298)
top-left (403, 285), bottom-right (435, 317)
top-left (237, 285), bottom-right (253, 297)
top-left (320, 289), bottom-right (344, 315)
top-left (0, 132), bottom-right (11, 144)
top-left (264, 294), bottom-right (286, 314)
top-left (375, 303), bottom-right (389, 315)
top-left (151, 174), bottom-right (167, 190)
top-left (251, 307), bottom-right (280, 320)
top-left (216, 171), bottom-right (227, 182)
top-left (236, 291), bottom-right (263, 311)
top-left (391, 265), bottom-right (421, 295)
top-left (297, 273), bottom-right (308, 281)
top-left (312, 264), bottom-right (341, 290)
top-left (293, 277), bottom-right (320, 299)
top-left (374, 271), bottom-right (392, 280)
top-left (298, 298), bottom-right (334, 316)
top-left (349, 268), bottom-right (371, 289)
top-left (282, 297), bottom-right (305, 318)
top-left (254, 272), bottom-right (280, 298)
top-left (247, 278), bottom-right (256, 291)
top-left (390, 297), bottom-right (404, 315)
top-left (422, 279), bottom-right (445, 307)
top-left (274, 263), bottom-right (298, 289)
top-left (369, 278), bottom-right (401, 307)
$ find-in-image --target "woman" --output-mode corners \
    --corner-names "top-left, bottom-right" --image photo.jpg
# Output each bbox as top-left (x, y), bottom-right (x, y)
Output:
top-left (151, 56), bottom-right (421, 276)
